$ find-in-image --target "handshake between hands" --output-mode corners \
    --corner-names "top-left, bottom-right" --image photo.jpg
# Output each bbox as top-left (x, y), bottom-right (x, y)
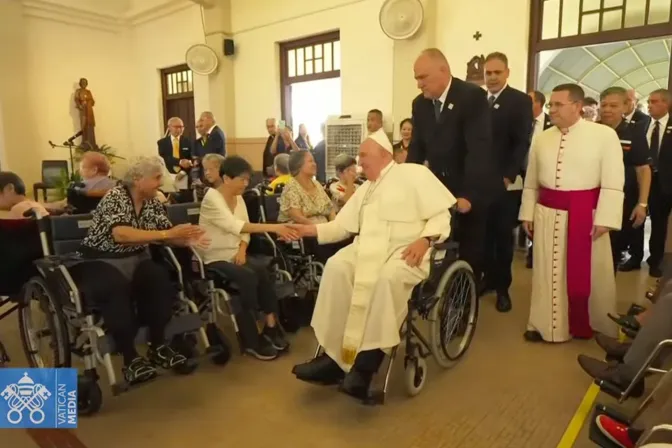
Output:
top-left (273, 223), bottom-right (315, 242)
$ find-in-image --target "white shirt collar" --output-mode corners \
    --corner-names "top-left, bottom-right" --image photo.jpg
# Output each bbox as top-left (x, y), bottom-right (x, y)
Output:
top-left (488, 84), bottom-right (507, 101)
top-left (437, 77), bottom-right (452, 106)
top-left (206, 125), bottom-right (217, 135)
top-left (171, 134), bottom-right (180, 141)
top-left (625, 110), bottom-right (635, 122)
top-left (652, 113), bottom-right (669, 129)
top-left (535, 112), bottom-right (545, 123)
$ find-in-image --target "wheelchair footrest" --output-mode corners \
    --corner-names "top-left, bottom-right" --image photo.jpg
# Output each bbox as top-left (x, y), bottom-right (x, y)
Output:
top-left (593, 403), bottom-right (632, 425)
top-left (595, 379), bottom-right (625, 400)
top-left (275, 281), bottom-right (296, 299)
top-left (626, 303), bottom-right (646, 316)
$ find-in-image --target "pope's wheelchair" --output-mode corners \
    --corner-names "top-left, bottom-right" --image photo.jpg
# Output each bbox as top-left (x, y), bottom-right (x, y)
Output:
top-left (312, 211), bottom-right (479, 404)
top-left (163, 202), bottom-right (296, 354)
top-left (15, 210), bottom-right (208, 415)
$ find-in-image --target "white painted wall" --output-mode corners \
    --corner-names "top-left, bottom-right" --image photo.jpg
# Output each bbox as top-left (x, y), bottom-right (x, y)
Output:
top-left (231, 0), bottom-right (394, 138)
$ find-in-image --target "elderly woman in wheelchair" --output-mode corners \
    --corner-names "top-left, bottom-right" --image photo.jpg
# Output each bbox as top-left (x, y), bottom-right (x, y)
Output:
top-left (198, 155), bottom-right (298, 360)
top-left (290, 131), bottom-right (478, 403)
top-left (70, 156), bottom-right (207, 384)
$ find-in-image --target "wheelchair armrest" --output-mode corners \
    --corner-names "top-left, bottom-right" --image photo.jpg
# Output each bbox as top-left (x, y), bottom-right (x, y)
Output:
top-left (34, 254), bottom-right (85, 270)
top-left (432, 241), bottom-right (458, 252)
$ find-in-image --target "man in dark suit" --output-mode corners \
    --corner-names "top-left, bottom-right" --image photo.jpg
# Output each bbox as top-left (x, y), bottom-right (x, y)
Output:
top-left (626, 89), bottom-right (650, 126)
top-left (480, 52), bottom-right (533, 312)
top-left (524, 91), bottom-right (553, 268)
top-left (157, 117), bottom-right (193, 173)
top-left (157, 117), bottom-right (193, 202)
top-left (196, 111), bottom-right (226, 157)
top-left (624, 89), bottom-right (671, 277)
top-left (407, 48), bottom-right (501, 284)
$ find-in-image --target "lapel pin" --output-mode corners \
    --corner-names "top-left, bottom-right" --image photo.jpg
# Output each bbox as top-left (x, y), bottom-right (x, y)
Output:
top-left (448, 103), bottom-right (454, 110)
top-left (494, 104), bottom-right (500, 109)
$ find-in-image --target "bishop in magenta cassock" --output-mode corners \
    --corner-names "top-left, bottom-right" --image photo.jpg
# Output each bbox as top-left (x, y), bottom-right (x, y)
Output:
top-left (520, 84), bottom-right (624, 343)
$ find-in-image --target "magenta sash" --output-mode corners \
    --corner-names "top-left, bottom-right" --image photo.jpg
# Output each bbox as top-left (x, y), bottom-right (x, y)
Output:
top-left (538, 187), bottom-right (600, 338)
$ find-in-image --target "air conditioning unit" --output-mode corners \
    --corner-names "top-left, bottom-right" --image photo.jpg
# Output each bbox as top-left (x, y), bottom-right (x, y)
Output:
top-left (324, 115), bottom-right (367, 179)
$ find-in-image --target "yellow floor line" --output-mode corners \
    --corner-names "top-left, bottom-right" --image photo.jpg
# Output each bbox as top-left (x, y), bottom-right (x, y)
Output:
top-left (556, 384), bottom-right (601, 448)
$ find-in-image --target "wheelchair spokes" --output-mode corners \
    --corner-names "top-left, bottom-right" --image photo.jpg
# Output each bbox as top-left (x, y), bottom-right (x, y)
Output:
top-left (429, 261), bottom-right (478, 369)
top-left (19, 277), bottom-right (70, 369)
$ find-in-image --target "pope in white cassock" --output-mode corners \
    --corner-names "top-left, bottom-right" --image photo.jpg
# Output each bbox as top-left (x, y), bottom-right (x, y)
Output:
top-left (290, 128), bottom-right (456, 400)
top-left (520, 83), bottom-right (624, 343)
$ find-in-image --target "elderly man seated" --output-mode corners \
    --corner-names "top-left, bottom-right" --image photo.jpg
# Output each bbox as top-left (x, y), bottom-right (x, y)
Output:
top-left (268, 153), bottom-right (291, 193)
top-left (289, 129), bottom-right (456, 400)
top-left (578, 213), bottom-right (672, 397)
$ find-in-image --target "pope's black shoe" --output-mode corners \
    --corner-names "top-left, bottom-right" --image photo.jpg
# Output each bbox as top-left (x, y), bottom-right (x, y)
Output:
top-left (339, 369), bottom-right (373, 401)
top-left (292, 354), bottom-right (344, 385)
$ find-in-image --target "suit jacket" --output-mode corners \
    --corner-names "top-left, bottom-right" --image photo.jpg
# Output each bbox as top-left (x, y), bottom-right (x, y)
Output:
top-left (629, 109), bottom-right (650, 127)
top-left (489, 86), bottom-right (533, 182)
top-left (195, 125), bottom-right (226, 158)
top-left (655, 119), bottom-right (672, 195)
top-left (157, 135), bottom-right (193, 174)
top-left (407, 77), bottom-right (500, 208)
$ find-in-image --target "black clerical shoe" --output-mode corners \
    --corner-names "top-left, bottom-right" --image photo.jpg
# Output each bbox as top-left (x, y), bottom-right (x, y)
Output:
top-left (495, 293), bottom-right (512, 313)
top-left (577, 355), bottom-right (644, 398)
top-left (619, 258), bottom-right (641, 272)
top-left (649, 266), bottom-right (663, 278)
top-left (339, 369), bottom-right (373, 401)
top-left (523, 330), bottom-right (543, 342)
top-left (292, 354), bottom-right (344, 385)
top-left (595, 333), bottom-right (631, 362)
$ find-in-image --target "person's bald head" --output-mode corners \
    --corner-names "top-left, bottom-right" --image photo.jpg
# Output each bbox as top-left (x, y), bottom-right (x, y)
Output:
top-left (414, 48), bottom-right (452, 100)
top-left (358, 135), bottom-right (393, 181)
top-left (626, 89), bottom-right (637, 114)
top-left (200, 111), bottom-right (216, 129)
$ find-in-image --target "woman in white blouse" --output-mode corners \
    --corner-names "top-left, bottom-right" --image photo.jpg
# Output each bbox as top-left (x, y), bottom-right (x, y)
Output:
top-left (198, 156), bottom-right (298, 361)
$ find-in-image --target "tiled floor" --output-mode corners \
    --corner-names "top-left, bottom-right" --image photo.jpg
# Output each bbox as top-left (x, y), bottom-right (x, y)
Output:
top-left (0, 253), bottom-right (657, 448)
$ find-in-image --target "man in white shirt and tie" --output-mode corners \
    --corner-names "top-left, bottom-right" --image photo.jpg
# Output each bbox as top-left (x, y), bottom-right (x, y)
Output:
top-left (625, 89), bottom-right (671, 277)
top-left (157, 117), bottom-right (193, 201)
top-left (625, 89), bottom-right (650, 125)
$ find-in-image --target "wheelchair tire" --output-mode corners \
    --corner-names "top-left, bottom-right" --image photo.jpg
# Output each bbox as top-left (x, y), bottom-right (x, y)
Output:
top-left (77, 377), bottom-right (103, 416)
top-left (0, 339), bottom-right (9, 367)
top-left (19, 277), bottom-right (71, 369)
top-left (429, 260), bottom-right (478, 369)
top-left (404, 357), bottom-right (427, 397)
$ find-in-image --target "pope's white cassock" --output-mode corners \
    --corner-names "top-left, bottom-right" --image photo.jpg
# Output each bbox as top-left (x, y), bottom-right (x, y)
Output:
top-left (520, 119), bottom-right (624, 342)
top-left (311, 130), bottom-right (456, 371)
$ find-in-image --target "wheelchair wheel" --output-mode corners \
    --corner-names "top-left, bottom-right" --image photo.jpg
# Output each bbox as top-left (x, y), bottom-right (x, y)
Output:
top-left (78, 375), bottom-right (103, 416)
top-left (0, 339), bottom-right (9, 367)
top-left (429, 260), bottom-right (478, 369)
top-left (404, 356), bottom-right (427, 397)
top-left (19, 277), bottom-right (71, 368)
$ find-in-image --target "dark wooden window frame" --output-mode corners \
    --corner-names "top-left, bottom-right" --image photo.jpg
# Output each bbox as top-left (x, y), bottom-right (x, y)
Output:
top-left (526, 0), bottom-right (672, 92)
top-left (279, 30), bottom-right (341, 127)
top-left (160, 64), bottom-right (194, 125)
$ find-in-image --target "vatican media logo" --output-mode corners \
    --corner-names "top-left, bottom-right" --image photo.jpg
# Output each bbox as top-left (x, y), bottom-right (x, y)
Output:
top-left (0, 368), bottom-right (78, 429)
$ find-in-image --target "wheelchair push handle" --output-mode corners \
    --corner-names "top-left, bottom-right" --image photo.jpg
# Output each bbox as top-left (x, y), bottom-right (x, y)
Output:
top-left (22, 208), bottom-right (52, 257)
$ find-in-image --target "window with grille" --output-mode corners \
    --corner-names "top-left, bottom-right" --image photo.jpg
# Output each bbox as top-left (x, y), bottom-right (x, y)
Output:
top-left (281, 31), bottom-right (340, 83)
top-left (162, 66), bottom-right (194, 98)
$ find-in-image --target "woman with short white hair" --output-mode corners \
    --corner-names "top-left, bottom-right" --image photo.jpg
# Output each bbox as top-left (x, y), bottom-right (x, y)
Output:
top-left (202, 153), bottom-right (226, 188)
top-left (72, 156), bottom-right (207, 384)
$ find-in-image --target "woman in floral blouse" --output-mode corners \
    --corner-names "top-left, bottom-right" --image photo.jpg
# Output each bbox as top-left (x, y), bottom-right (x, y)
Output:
top-left (75, 156), bottom-right (206, 385)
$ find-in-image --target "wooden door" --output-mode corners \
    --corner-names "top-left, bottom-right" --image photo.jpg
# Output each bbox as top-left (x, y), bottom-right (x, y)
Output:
top-left (161, 65), bottom-right (196, 141)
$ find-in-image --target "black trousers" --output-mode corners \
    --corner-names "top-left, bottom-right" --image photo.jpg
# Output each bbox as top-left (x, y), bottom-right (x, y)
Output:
top-left (69, 259), bottom-right (176, 362)
top-left (453, 204), bottom-right (488, 284)
top-left (630, 175), bottom-right (672, 268)
top-left (483, 190), bottom-right (522, 293)
top-left (208, 256), bottom-right (279, 347)
top-left (611, 193), bottom-right (639, 271)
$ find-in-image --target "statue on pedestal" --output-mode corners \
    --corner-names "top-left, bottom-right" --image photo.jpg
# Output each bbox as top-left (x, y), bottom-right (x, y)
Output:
top-left (74, 78), bottom-right (96, 149)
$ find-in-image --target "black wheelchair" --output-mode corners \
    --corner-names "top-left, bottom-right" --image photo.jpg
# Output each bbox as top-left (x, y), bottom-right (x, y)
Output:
top-left (14, 210), bottom-right (215, 415)
top-left (164, 202), bottom-right (296, 354)
top-left (312, 211), bottom-right (479, 404)
top-left (244, 185), bottom-right (324, 304)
